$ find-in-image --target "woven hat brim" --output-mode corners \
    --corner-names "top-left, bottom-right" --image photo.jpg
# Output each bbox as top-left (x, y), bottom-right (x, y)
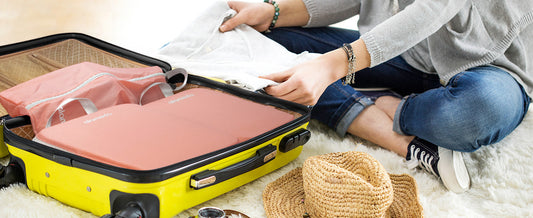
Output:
top-left (388, 173), bottom-right (424, 217)
top-left (263, 167), bottom-right (305, 218)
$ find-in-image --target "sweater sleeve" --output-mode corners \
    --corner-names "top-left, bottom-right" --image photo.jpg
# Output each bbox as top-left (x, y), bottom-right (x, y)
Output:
top-left (301, 0), bottom-right (360, 27)
top-left (360, 0), bottom-right (468, 67)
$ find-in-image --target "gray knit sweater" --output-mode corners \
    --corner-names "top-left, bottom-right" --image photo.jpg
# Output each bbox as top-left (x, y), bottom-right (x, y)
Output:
top-left (302, 0), bottom-right (533, 95)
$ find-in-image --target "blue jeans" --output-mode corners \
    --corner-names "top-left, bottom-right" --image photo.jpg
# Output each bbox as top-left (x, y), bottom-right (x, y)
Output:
top-left (265, 27), bottom-right (531, 152)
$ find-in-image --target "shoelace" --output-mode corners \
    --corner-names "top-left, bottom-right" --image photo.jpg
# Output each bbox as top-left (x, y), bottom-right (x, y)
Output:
top-left (407, 146), bottom-right (440, 177)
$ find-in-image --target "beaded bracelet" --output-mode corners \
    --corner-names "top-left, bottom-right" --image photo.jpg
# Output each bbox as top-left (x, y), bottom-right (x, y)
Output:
top-left (341, 43), bottom-right (357, 84)
top-left (264, 0), bottom-right (279, 31)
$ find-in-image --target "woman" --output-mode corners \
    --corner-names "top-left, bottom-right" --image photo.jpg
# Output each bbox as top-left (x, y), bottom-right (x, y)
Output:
top-left (220, 0), bottom-right (533, 193)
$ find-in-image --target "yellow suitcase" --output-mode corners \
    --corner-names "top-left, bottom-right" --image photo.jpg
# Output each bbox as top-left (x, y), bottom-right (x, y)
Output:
top-left (0, 33), bottom-right (311, 218)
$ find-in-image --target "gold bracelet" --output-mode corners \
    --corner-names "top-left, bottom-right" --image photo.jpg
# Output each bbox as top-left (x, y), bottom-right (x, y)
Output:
top-left (341, 43), bottom-right (357, 85)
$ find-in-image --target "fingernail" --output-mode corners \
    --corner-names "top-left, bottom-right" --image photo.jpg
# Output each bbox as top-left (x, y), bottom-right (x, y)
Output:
top-left (219, 25), bottom-right (227, 32)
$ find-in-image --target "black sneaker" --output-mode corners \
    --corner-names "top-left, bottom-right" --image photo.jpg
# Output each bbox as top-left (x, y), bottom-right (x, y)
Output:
top-left (406, 137), bottom-right (471, 193)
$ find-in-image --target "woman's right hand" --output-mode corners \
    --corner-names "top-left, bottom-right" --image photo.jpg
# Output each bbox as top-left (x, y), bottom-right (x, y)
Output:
top-left (261, 48), bottom-right (350, 105)
top-left (219, 1), bottom-right (275, 33)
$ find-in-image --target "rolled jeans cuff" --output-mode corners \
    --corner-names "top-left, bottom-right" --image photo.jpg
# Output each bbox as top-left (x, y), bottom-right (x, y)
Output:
top-left (393, 96), bottom-right (409, 136)
top-left (336, 97), bottom-right (374, 137)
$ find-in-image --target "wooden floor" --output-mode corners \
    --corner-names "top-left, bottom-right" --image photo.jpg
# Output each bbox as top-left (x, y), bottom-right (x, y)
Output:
top-left (0, 0), bottom-right (212, 55)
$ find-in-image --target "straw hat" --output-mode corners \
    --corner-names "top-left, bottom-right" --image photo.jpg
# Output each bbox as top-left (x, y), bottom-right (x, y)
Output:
top-left (263, 151), bottom-right (423, 217)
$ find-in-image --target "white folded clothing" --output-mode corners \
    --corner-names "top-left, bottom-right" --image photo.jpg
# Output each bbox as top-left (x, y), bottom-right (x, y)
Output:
top-left (155, 0), bottom-right (320, 91)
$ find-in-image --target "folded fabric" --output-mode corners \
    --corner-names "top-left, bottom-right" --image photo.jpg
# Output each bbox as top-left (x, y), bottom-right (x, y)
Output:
top-left (0, 62), bottom-right (166, 133)
top-left (155, 0), bottom-right (320, 91)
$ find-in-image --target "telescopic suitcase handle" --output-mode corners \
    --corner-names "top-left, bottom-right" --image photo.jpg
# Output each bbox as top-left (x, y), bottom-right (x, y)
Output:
top-left (190, 144), bottom-right (277, 190)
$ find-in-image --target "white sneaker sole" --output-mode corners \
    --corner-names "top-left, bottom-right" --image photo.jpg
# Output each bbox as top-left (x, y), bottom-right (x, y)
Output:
top-left (437, 147), bottom-right (471, 193)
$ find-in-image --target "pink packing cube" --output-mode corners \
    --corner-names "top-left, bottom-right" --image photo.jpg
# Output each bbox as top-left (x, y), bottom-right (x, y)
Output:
top-left (143, 87), bottom-right (296, 143)
top-left (34, 88), bottom-right (295, 170)
top-left (0, 62), bottom-right (165, 133)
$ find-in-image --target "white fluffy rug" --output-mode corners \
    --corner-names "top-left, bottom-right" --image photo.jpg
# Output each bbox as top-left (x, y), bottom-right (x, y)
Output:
top-left (1, 108), bottom-right (532, 217)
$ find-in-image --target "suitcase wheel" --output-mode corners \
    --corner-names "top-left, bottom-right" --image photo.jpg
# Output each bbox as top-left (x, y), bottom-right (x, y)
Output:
top-left (101, 203), bottom-right (143, 218)
top-left (108, 191), bottom-right (159, 218)
top-left (0, 161), bottom-right (25, 188)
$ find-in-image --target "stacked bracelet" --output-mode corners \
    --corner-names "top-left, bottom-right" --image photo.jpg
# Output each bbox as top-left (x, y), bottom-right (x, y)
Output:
top-left (341, 43), bottom-right (357, 84)
top-left (264, 0), bottom-right (279, 31)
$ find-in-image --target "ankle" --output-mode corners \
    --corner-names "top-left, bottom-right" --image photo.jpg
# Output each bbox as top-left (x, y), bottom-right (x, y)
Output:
top-left (400, 136), bottom-right (415, 158)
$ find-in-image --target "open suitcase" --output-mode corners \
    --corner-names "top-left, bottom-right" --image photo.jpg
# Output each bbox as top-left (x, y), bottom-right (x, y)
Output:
top-left (0, 33), bottom-right (311, 217)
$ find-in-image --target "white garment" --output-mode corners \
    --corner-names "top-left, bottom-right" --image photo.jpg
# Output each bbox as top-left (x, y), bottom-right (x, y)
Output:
top-left (156, 0), bottom-right (320, 91)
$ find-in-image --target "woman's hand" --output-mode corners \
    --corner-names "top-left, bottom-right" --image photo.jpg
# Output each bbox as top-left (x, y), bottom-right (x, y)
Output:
top-left (219, 1), bottom-right (275, 33)
top-left (262, 39), bottom-right (371, 105)
top-left (261, 49), bottom-right (349, 105)
top-left (220, 0), bottom-right (310, 32)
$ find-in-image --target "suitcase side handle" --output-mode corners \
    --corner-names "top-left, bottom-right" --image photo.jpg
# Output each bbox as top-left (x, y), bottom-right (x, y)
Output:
top-left (190, 144), bottom-right (277, 190)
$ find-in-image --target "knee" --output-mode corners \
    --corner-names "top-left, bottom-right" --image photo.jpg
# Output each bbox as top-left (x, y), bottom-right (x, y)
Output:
top-left (458, 73), bottom-right (523, 125)
top-left (434, 74), bottom-right (524, 151)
